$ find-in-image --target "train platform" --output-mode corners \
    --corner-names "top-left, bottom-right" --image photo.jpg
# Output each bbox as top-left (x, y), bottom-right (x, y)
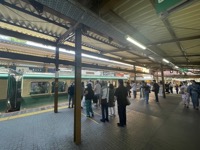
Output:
top-left (0, 94), bottom-right (199, 150)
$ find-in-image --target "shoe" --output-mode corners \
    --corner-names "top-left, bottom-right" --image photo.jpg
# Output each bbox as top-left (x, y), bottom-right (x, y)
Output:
top-left (196, 108), bottom-right (199, 110)
top-left (117, 123), bottom-right (124, 127)
top-left (105, 119), bottom-right (109, 122)
top-left (92, 114), bottom-right (94, 117)
top-left (68, 106), bottom-right (71, 108)
top-left (100, 119), bottom-right (105, 122)
top-left (186, 106), bottom-right (189, 108)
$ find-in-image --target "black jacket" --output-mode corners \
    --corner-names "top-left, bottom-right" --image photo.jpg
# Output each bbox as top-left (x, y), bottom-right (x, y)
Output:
top-left (115, 85), bottom-right (128, 106)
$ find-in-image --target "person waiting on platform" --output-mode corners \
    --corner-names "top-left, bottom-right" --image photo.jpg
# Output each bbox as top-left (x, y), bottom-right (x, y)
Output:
top-left (175, 83), bottom-right (179, 94)
top-left (180, 81), bottom-right (190, 108)
top-left (131, 81), bottom-right (137, 99)
top-left (108, 84), bottom-right (115, 116)
top-left (187, 80), bottom-right (200, 110)
top-left (93, 80), bottom-right (101, 107)
top-left (152, 80), bottom-right (160, 103)
top-left (68, 82), bottom-right (74, 108)
top-left (84, 84), bottom-right (94, 117)
top-left (143, 82), bottom-right (151, 104)
top-left (100, 81), bottom-right (109, 122)
top-left (115, 79), bottom-right (128, 127)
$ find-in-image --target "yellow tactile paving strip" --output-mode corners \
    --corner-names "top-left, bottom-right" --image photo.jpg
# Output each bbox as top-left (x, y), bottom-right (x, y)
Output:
top-left (0, 105), bottom-right (100, 124)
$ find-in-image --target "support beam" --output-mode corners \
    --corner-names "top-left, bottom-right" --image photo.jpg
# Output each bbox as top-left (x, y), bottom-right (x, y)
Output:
top-left (0, 28), bottom-right (139, 66)
top-left (147, 35), bottom-right (200, 46)
top-left (54, 46), bottom-right (59, 113)
top-left (74, 25), bottom-right (82, 145)
top-left (161, 65), bottom-right (166, 98)
top-left (134, 65), bottom-right (136, 82)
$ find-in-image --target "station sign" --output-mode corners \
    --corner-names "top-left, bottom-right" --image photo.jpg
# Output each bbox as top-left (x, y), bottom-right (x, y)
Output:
top-left (155, 0), bottom-right (188, 14)
top-left (103, 71), bottom-right (115, 76)
top-left (82, 70), bottom-right (102, 76)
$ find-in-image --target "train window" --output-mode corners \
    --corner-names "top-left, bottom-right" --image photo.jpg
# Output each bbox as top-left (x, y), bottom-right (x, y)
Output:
top-left (30, 82), bottom-right (50, 95)
top-left (51, 81), bottom-right (67, 93)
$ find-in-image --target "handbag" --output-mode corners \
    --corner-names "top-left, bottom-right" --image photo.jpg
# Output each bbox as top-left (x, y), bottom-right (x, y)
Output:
top-left (126, 97), bottom-right (131, 106)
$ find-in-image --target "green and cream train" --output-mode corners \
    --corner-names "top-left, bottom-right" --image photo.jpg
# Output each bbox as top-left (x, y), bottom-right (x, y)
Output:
top-left (0, 72), bottom-right (128, 113)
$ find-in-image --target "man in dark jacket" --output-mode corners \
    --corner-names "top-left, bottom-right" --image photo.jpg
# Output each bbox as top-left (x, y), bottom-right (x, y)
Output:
top-left (68, 83), bottom-right (74, 108)
top-left (115, 79), bottom-right (128, 127)
top-left (153, 80), bottom-right (160, 103)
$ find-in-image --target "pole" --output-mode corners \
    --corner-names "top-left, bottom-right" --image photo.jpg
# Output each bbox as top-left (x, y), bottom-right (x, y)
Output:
top-left (161, 64), bottom-right (166, 98)
top-left (54, 46), bottom-right (59, 113)
top-left (74, 25), bottom-right (82, 144)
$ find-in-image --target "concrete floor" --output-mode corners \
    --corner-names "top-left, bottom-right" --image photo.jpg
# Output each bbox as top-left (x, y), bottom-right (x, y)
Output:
top-left (0, 93), bottom-right (199, 150)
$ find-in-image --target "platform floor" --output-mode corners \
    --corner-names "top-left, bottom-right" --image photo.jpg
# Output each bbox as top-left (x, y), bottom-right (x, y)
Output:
top-left (0, 94), bottom-right (199, 150)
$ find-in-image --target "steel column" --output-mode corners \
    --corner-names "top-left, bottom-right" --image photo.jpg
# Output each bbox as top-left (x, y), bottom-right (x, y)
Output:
top-left (134, 65), bottom-right (136, 82)
top-left (161, 65), bottom-right (166, 98)
top-left (54, 46), bottom-right (59, 113)
top-left (74, 25), bottom-right (82, 144)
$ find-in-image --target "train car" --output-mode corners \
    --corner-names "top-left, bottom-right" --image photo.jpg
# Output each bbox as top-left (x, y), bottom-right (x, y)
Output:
top-left (0, 71), bottom-right (21, 113)
top-left (0, 73), bottom-right (9, 112)
top-left (20, 73), bottom-right (128, 110)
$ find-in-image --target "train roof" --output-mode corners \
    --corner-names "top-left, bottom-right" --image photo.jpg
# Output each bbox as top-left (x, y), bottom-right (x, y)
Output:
top-left (0, 73), bottom-right (9, 78)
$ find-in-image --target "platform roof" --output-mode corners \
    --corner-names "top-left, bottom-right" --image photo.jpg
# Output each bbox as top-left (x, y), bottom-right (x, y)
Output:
top-left (0, 0), bottom-right (200, 73)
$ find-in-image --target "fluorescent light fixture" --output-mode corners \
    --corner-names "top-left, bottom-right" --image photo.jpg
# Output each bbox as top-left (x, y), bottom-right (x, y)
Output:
top-left (126, 36), bottom-right (146, 50)
top-left (162, 58), bottom-right (169, 63)
top-left (175, 66), bottom-right (179, 68)
top-left (26, 41), bottom-right (133, 67)
top-left (149, 56), bottom-right (154, 60)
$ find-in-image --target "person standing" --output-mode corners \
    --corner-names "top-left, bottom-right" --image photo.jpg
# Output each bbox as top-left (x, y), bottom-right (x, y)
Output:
top-left (188, 80), bottom-right (200, 110)
top-left (180, 81), bottom-right (190, 108)
top-left (100, 81), bottom-right (109, 122)
top-left (143, 82), bottom-right (151, 104)
top-left (84, 84), bottom-right (94, 117)
top-left (169, 82), bottom-right (173, 94)
top-left (152, 80), bottom-right (160, 103)
top-left (131, 81), bottom-right (137, 99)
top-left (81, 82), bottom-right (85, 109)
top-left (108, 84), bottom-right (115, 116)
top-left (93, 80), bottom-right (101, 107)
top-left (175, 84), bottom-right (179, 94)
top-left (68, 82), bottom-right (74, 108)
top-left (115, 79), bottom-right (128, 127)
top-left (158, 81), bottom-right (163, 97)
top-left (126, 82), bottom-right (131, 97)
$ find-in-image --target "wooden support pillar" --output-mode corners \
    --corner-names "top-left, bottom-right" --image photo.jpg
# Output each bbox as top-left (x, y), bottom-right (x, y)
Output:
top-left (161, 64), bottom-right (166, 98)
top-left (74, 25), bottom-right (82, 145)
top-left (54, 46), bottom-right (59, 113)
top-left (134, 65), bottom-right (136, 82)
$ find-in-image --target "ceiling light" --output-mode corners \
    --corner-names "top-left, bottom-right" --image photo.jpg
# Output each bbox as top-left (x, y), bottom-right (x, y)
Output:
top-left (149, 56), bottom-right (154, 60)
top-left (175, 66), bottom-right (179, 68)
top-left (126, 36), bottom-right (146, 50)
top-left (162, 58), bottom-right (169, 63)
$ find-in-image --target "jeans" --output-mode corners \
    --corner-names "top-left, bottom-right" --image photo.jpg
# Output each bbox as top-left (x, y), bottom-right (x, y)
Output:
top-left (101, 103), bottom-right (108, 120)
top-left (68, 95), bottom-right (74, 107)
top-left (85, 100), bottom-right (93, 116)
top-left (144, 91), bottom-right (149, 103)
top-left (191, 92), bottom-right (199, 108)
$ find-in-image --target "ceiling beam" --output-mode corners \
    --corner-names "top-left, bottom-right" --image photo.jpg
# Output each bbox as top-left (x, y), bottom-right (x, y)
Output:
top-left (0, 28), bottom-right (146, 66)
top-left (166, 54), bottom-right (200, 58)
top-left (0, 51), bottom-right (150, 74)
top-left (147, 35), bottom-right (200, 46)
top-left (162, 19), bottom-right (189, 62)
